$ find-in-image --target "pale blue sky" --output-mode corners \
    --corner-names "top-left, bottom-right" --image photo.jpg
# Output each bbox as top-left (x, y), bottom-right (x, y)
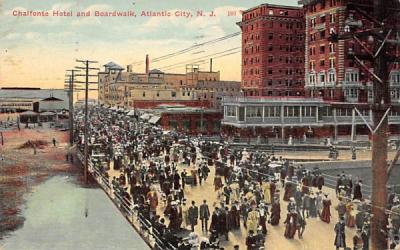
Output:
top-left (0, 0), bottom-right (299, 88)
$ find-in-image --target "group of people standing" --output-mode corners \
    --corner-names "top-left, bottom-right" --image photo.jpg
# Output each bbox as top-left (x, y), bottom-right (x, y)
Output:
top-left (74, 106), bottom-right (400, 250)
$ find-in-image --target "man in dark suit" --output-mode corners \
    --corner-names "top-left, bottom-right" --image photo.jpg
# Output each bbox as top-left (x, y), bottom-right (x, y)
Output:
top-left (199, 200), bottom-right (210, 233)
top-left (188, 200), bottom-right (199, 232)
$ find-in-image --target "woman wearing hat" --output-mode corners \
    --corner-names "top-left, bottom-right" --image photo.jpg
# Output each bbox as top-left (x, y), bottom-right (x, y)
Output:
top-left (270, 197), bottom-right (281, 226)
top-left (321, 193), bottom-right (332, 223)
top-left (334, 217), bottom-right (347, 250)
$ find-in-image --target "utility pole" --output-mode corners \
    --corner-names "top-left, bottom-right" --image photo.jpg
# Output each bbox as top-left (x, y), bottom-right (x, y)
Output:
top-left (65, 69), bottom-right (79, 145)
top-left (328, 1), bottom-right (399, 248)
top-left (370, 1), bottom-right (390, 248)
top-left (200, 80), bottom-right (204, 135)
top-left (75, 60), bottom-right (99, 184)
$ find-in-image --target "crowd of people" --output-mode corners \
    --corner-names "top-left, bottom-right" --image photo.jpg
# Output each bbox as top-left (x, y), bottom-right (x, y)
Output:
top-left (74, 106), bottom-right (400, 250)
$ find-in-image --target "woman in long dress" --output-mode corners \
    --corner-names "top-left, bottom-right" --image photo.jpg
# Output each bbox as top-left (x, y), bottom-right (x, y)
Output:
top-left (284, 211), bottom-right (298, 239)
top-left (345, 201), bottom-right (356, 228)
top-left (283, 181), bottom-right (294, 202)
top-left (309, 193), bottom-right (318, 218)
top-left (263, 182), bottom-right (272, 204)
top-left (246, 207), bottom-right (260, 234)
top-left (270, 199), bottom-right (281, 226)
top-left (320, 194), bottom-right (332, 223)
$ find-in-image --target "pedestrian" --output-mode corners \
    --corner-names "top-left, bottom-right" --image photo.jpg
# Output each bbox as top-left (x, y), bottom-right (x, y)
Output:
top-left (320, 194), bottom-right (332, 223)
top-left (353, 180), bottom-right (363, 200)
top-left (246, 230), bottom-right (257, 250)
top-left (302, 192), bottom-right (311, 218)
top-left (270, 198), bottom-right (281, 226)
top-left (198, 167), bottom-right (203, 186)
top-left (188, 200), bottom-right (199, 232)
top-left (259, 201), bottom-right (268, 235)
top-left (223, 185), bottom-right (231, 205)
top-left (335, 199), bottom-right (347, 221)
top-left (199, 200), bottom-right (210, 233)
top-left (309, 192), bottom-right (318, 218)
top-left (353, 228), bottom-right (364, 250)
top-left (297, 210), bottom-right (306, 239)
top-left (346, 201), bottom-right (356, 228)
top-left (210, 207), bottom-right (219, 233)
top-left (247, 206), bottom-right (260, 234)
top-left (52, 137), bottom-right (56, 147)
top-left (181, 169), bottom-right (187, 189)
top-left (219, 206), bottom-right (229, 240)
top-left (334, 217), bottom-right (346, 250)
top-left (284, 210), bottom-right (298, 239)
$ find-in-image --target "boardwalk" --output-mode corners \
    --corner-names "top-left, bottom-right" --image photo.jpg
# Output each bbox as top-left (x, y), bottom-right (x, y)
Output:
top-left (100, 152), bottom-right (358, 250)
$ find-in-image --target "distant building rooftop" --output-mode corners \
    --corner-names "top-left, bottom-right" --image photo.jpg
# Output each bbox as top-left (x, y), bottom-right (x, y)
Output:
top-left (41, 96), bottom-right (63, 102)
top-left (154, 105), bottom-right (220, 114)
top-left (104, 61), bottom-right (124, 70)
top-left (149, 69), bottom-right (164, 74)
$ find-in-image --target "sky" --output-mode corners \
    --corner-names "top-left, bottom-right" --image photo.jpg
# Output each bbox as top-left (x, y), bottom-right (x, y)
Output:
top-left (0, 0), bottom-right (299, 89)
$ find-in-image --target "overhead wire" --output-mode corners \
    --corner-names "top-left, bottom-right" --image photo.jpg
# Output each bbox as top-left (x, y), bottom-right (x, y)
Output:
top-left (130, 32), bottom-right (241, 66)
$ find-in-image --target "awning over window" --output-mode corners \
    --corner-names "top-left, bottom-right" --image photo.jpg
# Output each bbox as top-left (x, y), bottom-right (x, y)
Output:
top-left (149, 116), bottom-right (161, 124)
top-left (140, 113), bottom-right (151, 120)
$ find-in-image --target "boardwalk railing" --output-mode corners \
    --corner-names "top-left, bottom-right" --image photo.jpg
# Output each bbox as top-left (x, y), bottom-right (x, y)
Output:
top-left (76, 150), bottom-right (177, 250)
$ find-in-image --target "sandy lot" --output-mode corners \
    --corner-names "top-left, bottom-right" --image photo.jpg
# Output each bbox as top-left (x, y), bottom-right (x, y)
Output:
top-left (0, 128), bottom-right (78, 239)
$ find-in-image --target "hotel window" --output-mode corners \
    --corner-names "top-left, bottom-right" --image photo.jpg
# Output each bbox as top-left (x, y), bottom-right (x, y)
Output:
top-left (226, 106), bottom-right (236, 116)
top-left (328, 70), bottom-right (336, 82)
top-left (309, 73), bottom-right (316, 84)
top-left (310, 61), bottom-right (315, 71)
top-left (246, 106), bottom-right (263, 118)
top-left (391, 72), bottom-right (400, 84)
top-left (171, 91), bottom-right (176, 97)
top-left (320, 15), bottom-right (326, 23)
top-left (337, 108), bottom-right (352, 116)
top-left (142, 91), bottom-right (146, 97)
top-left (269, 10), bottom-right (273, 15)
top-left (329, 43), bottom-right (335, 53)
top-left (320, 30), bottom-right (326, 39)
top-left (268, 56), bottom-right (273, 63)
top-left (330, 13), bottom-right (335, 23)
top-left (368, 89), bottom-right (373, 99)
top-left (329, 58), bottom-right (335, 68)
top-left (320, 45), bottom-right (325, 53)
top-left (320, 60), bottom-right (325, 66)
top-left (285, 106), bottom-right (300, 117)
top-left (302, 106), bottom-right (316, 117)
top-left (268, 33), bottom-right (273, 39)
top-left (349, 88), bottom-right (358, 98)
top-left (345, 71), bottom-right (359, 82)
top-left (311, 18), bottom-right (316, 27)
top-left (265, 106), bottom-right (280, 117)
top-left (319, 72), bottom-right (326, 84)
top-left (268, 68), bottom-right (273, 74)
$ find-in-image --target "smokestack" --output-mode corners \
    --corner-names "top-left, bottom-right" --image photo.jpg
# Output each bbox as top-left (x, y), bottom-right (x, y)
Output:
top-left (210, 58), bottom-right (213, 72)
top-left (145, 54), bottom-right (149, 74)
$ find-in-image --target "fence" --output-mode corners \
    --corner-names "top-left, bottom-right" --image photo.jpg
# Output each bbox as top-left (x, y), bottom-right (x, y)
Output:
top-left (76, 151), bottom-right (177, 250)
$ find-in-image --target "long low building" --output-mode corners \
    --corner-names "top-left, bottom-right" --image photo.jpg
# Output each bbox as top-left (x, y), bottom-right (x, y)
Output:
top-left (141, 105), bottom-right (223, 135)
top-left (221, 96), bottom-right (400, 139)
top-left (0, 88), bottom-right (68, 112)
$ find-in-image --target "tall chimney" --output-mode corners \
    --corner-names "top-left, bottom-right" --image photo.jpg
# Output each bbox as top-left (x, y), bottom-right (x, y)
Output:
top-left (145, 54), bottom-right (149, 74)
top-left (210, 58), bottom-right (213, 72)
